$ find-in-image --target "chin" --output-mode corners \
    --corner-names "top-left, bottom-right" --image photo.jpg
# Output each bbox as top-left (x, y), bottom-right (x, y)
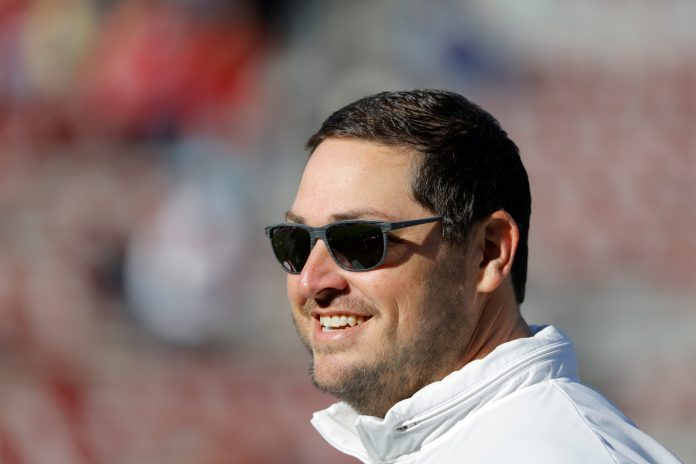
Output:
top-left (310, 359), bottom-right (345, 392)
top-left (310, 353), bottom-right (398, 416)
top-left (310, 352), bottom-right (347, 384)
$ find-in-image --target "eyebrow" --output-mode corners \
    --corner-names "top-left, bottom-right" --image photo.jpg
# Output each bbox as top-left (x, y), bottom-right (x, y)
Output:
top-left (285, 209), bottom-right (400, 224)
top-left (285, 211), bottom-right (305, 223)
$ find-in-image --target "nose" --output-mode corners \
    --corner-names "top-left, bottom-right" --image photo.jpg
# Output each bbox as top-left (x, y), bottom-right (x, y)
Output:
top-left (296, 239), bottom-right (348, 303)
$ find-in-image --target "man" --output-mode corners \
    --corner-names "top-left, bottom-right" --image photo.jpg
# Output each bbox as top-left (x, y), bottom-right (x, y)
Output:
top-left (265, 89), bottom-right (680, 463)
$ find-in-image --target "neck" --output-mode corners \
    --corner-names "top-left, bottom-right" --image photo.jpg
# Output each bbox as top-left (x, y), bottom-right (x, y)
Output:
top-left (461, 289), bottom-right (530, 366)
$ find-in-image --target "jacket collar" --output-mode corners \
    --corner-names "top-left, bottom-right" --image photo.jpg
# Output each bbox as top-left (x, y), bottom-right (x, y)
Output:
top-left (311, 325), bottom-right (579, 463)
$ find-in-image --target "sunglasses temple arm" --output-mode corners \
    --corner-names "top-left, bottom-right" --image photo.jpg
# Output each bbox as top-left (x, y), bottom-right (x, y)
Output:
top-left (387, 216), bottom-right (442, 231)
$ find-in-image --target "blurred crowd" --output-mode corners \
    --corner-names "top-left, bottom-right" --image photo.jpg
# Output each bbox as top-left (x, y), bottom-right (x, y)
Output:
top-left (0, 0), bottom-right (283, 138)
top-left (0, 0), bottom-right (695, 462)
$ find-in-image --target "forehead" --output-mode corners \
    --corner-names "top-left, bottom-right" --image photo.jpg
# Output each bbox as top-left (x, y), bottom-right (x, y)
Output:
top-left (290, 138), bottom-right (425, 223)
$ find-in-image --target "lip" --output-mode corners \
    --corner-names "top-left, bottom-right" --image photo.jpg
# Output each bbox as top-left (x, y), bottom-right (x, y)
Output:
top-left (311, 313), bottom-right (373, 344)
top-left (309, 308), bottom-right (373, 318)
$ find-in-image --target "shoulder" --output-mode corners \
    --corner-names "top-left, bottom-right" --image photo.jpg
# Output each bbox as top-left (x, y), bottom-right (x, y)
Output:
top-left (418, 379), bottom-right (680, 464)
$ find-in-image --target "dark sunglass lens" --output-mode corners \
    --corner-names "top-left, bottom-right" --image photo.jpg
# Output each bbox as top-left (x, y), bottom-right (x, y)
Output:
top-left (327, 223), bottom-right (384, 270)
top-left (270, 226), bottom-right (311, 273)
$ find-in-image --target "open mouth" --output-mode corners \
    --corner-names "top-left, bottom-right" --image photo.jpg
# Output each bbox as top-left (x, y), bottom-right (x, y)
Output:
top-left (318, 314), bottom-right (372, 332)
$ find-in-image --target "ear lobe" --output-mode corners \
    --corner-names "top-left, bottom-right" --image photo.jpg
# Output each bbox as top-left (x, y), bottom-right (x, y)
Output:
top-left (476, 211), bottom-right (519, 294)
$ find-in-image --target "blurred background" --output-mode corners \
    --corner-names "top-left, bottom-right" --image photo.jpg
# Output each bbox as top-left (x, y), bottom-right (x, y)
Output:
top-left (0, 0), bottom-right (694, 462)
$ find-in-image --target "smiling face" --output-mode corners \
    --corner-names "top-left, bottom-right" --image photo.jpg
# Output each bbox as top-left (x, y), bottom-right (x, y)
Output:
top-left (287, 138), bottom-right (480, 417)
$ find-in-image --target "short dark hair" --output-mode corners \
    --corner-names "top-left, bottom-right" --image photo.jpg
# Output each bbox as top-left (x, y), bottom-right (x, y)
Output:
top-left (306, 89), bottom-right (531, 303)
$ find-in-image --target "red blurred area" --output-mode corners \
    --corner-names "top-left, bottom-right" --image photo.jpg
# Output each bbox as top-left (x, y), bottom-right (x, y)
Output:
top-left (81, 1), bottom-right (268, 136)
top-left (0, 0), bottom-right (269, 144)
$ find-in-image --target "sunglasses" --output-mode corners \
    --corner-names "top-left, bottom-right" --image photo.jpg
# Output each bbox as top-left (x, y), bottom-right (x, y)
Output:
top-left (265, 216), bottom-right (442, 273)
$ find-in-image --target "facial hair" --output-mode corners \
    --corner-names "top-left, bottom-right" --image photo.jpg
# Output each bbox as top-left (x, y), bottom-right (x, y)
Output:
top-left (295, 260), bottom-right (471, 418)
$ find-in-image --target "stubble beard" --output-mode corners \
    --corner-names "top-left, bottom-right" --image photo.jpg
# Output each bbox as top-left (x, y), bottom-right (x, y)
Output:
top-left (295, 265), bottom-right (471, 418)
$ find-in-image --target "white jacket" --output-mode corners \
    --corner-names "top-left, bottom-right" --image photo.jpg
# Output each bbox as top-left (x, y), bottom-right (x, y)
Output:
top-left (311, 326), bottom-right (681, 463)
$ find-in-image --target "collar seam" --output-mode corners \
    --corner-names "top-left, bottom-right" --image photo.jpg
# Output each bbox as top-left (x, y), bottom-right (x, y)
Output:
top-left (392, 339), bottom-right (572, 432)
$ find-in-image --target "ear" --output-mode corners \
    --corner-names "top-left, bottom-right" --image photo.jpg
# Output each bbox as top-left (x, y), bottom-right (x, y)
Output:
top-left (475, 210), bottom-right (519, 294)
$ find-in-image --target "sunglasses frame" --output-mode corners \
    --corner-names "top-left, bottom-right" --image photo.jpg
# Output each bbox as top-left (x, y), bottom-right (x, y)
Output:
top-left (265, 215), bottom-right (442, 274)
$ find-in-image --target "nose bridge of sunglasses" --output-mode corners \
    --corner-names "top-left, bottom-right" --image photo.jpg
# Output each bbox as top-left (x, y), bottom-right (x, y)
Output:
top-left (307, 227), bottom-right (326, 248)
top-left (304, 230), bottom-right (340, 270)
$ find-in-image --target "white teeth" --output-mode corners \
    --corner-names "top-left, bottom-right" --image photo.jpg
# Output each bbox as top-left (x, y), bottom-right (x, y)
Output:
top-left (319, 314), bottom-right (369, 329)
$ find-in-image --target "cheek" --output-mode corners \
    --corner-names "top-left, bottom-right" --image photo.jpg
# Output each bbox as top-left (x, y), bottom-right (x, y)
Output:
top-left (286, 276), bottom-right (295, 301)
top-left (286, 276), bottom-right (306, 318)
top-left (362, 267), bottom-right (428, 328)
top-left (286, 275), bottom-right (300, 300)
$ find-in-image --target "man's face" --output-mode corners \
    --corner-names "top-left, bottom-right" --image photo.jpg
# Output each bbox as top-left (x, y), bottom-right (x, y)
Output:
top-left (287, 138), bottom-right (478, 417)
